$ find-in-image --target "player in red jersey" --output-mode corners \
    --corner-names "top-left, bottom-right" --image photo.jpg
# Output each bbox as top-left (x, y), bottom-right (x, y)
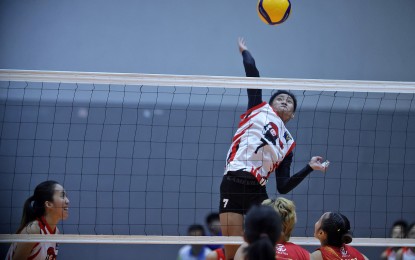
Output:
top-left (311, 212), bottom-right (368, 260)
top-left (263, 197), bottom-right (310, 260)
top-left (6, 180), bottom-right (70, 260)
top-left (234, 205), bottom-right (282, 260)
top-left (234, 197), bottom-right (310, 260)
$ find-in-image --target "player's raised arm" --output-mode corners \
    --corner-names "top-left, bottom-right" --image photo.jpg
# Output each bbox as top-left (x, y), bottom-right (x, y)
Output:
top-left (238, 37), bottom-right (262, 110)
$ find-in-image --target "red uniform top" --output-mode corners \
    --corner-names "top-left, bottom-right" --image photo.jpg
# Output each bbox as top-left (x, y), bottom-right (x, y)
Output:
top-left (275, 241), bottom-right (310, 260)
top-left (215, 248), bottom-right (225, 260)
top-left (317, 244), bottom-right (365, 260)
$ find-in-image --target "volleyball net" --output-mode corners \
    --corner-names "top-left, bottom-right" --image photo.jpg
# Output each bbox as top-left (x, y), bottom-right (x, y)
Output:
top-left (0, 70), bottom-right (414, 247)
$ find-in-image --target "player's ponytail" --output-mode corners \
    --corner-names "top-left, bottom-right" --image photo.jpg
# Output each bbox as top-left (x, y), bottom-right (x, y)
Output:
top-left (17, 180), bottom-right (59, 233)
top-left (243, 205), bottom-right (282, 260)
top-left (245, 233), bottom-right (275, 260)
top-left (18, 195), bottom-right (36, 233)
top-left (321, 212), bottom-right (353, 247)
top-left (339, 213), bottom-right (353, 244)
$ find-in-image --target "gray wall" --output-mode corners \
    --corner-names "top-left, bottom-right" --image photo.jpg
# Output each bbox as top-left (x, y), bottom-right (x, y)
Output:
top-left (1, 0), bottom-right (415, 81)
top-left (1, 0), bottom-right (415, 259)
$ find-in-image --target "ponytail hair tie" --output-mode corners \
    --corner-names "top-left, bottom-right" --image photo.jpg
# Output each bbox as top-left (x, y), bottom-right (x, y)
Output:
top-left (30, 195), bottom-right (38, 204)
top-left (32, 201), bottom-right (37, 212)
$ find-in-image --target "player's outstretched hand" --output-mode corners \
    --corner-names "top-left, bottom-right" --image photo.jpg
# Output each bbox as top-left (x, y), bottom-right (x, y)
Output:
top-left (238, 37), bottom-right (248, 53)
top-left (308, 156), bottom-right (329, 172)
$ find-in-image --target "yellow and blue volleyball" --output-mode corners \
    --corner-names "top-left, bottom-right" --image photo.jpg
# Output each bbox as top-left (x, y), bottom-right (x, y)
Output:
top-left (257, 0), bottom-right (291, 25)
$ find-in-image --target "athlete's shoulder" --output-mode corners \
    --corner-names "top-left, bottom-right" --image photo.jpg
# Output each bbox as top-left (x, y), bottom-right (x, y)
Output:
top-left (310, 249), bottom-right (323, 260)
top-left (290, 242), bottom-right (310, 252)
top-left (20, 220), bottom-right (41, 234)
top-left (345, 245), bottom-right (366, 259)
top-left (285, 242), bottom-right (310, 259)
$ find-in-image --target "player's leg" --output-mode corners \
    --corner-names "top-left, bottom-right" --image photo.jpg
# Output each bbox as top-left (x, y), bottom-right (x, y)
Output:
top-left (219, 175), bottom-right (244, 260)
top-left (219, 212), bottom-right (244, 260)
top-left (219, 173), bottom-right (267, 259)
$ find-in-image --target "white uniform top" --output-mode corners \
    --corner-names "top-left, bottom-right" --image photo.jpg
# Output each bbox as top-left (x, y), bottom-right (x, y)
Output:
top-left (177, 245), bottom-right (212, 260)
top-left (6, 217), bottom-right (59, 260)
top-left (225, 102), bottom-right (295, 185)
top-left (402, 247), bottom-right (415, 260)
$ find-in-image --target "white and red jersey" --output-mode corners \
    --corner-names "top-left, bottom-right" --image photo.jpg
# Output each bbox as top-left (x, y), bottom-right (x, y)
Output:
top-left (383, 247), bottom-right (397, 260)
top-left (225, 102), bottom-right (295, 185)
top-left (6, 217), bottom-right (59, 260)
top-left (402, 247), bottom-right (415, 260)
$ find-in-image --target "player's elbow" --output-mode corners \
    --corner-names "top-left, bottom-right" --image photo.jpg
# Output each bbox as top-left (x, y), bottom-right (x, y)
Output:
top-left (277, 186), bottom-right (290, 194)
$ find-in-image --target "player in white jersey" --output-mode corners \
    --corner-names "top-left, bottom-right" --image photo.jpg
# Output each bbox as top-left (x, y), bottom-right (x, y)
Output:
top-left (381, 220), bottom-right (407, 260)
top-left (6, 180), bottom-right (69, 260)
top-left (396, 223), bottom-right (415, 260)
top-left (219, 38), bottom-right (328, 260)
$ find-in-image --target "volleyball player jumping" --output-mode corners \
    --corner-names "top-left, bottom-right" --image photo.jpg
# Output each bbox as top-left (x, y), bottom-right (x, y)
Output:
top-left (219, 38), bottom-right (328, 260)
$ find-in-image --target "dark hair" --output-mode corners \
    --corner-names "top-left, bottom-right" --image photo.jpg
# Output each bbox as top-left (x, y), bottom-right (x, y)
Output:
top-left (320, 212), bottom-right (353, 247)
top-left (243, 205), bottom-right (282, 260)
top-left (391, 220), bottom-right (408, 238)
top-left (17, 180), bottom-right (59, 233)
top-left (205, 212), bottom-right (219, 225)
top-left (187, 224), bottom-right (206, 236)
top-left (406, 222), bottom-right (415, 238)
top-left (392, 220), bottom-right (408, 228)
top-left (269, 90), bottom-right (297, 112)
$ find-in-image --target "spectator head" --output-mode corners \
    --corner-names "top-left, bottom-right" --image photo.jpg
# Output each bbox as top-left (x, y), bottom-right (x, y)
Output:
top-left (187, 224), bottom-right (206, 236)
top-left (205, 212), bottom-right (221, 236)
top-left (186, 224), bottom-right (206, 253)
top-left (390, 220), bottom-right (408, 239)
top-left (406, 223), bottom-right (415, 239)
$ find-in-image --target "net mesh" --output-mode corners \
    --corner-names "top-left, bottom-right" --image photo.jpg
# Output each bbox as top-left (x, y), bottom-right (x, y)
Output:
top-left (0, 70), bottom-right (415, 247)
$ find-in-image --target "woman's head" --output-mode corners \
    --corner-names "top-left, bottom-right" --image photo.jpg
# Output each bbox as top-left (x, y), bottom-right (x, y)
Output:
top-left (390, 220), bottom-right (407, 238)
top-left (314, 212), bottom-right (352, 247)
top-left (187, 224), bottom-right (206, 236)
top-left (406, 223), bottom-right (415, 239)
top-left (269, 90), bottom-right (297, 123)
top-left (243, 205), bottom-right (282, 260)
top-left (262, 197), bottom-right (296, 242)
top-left (18, 180), bottom-right (69, 233)
top-left (205, 212), bottom-right (221, 236)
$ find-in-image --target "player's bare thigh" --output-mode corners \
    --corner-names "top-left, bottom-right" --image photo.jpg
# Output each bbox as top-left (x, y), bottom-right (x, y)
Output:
top-left (220, 212), bottom-right (243, 260)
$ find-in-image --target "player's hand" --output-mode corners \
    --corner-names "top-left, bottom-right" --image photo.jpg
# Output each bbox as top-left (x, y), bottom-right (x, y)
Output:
top-left (308, 156), bottom-right (329, 172)
top-left (238, 37), bottom-right (248, 53)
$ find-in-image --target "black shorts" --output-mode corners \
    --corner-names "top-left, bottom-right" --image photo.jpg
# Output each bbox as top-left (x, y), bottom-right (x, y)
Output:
top-left (219, 171), bottom-right (268, 215)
